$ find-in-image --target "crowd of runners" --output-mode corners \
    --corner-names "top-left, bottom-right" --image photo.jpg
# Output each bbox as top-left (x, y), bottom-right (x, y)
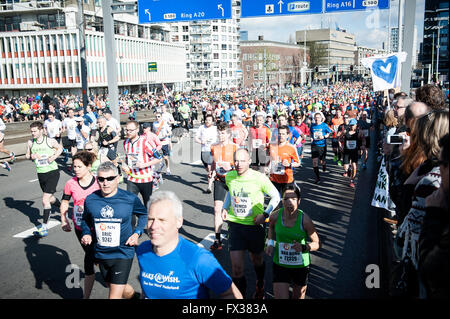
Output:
top-left (0, 81), bottom-right (448, 299)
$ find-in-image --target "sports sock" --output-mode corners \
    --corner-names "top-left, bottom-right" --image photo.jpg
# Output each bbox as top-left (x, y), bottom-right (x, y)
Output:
top-left (215, 232), bottom-right (221, 243)
top-left (43, 208), bottom-right (51, 225)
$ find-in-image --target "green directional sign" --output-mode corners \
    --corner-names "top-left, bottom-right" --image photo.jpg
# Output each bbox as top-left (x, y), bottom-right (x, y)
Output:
top-left (148, 62), bottom-right (157, 72)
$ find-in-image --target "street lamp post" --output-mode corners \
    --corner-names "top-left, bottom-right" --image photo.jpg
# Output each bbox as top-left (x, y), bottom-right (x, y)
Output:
top-left (436, 20), bottom-right (443, 84)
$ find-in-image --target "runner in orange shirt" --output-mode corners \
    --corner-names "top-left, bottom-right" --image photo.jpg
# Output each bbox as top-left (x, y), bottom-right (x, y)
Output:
top-left (268, 125), bottom-right (300, 197)
top-left (331, 109), bottom-right (344, 166)
top-left (210, 121), bottom-right (237, 251)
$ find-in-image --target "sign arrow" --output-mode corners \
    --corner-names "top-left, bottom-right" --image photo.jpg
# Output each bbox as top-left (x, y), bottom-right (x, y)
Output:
top-left (278, 0), bottom-right (284, 13)
top-left (144, 9), bottom-right (151, 21)
top-left (218, 4), bottom-right (224, 16)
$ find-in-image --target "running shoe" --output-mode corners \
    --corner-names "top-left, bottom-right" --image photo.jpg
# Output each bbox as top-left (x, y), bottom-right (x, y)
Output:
top-left (333, 155), bottom-right (338, 162)
top-left (33, 226), bottom-right (48, 238)
top-left (2, 162), bottom-right (11, 171)
top-left (210, 240), bottom-right (223, 251)
top-left (204, 188), bottom-right (212, 194)
top-left (349, 180), bottom-right (355, 188)
top-left (362, 163), bottom-right (367, 169)
top-left (9, 152), bottom-right (15, 163)
top-left (314, 177), bottom-right (321, 184)
top-left (342, 172), bottom-right (348, 177)
top-left (337, 160), bottom-right (342, 166)
top-left (166, 168), bottom-right (171, 176)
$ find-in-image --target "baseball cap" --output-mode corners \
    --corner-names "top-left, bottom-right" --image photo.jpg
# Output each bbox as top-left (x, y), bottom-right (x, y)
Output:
top-left (349, 118), bottom-right (357, 125)
top-left (103, 108), bottom-right (112, 114)
top-left (142, 122), bottom-right (152, 129)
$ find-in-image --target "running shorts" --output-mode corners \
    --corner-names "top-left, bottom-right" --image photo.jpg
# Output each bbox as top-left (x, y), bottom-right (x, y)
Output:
top-left (343, 150), bottom-right (358, 165)
top-left (272, 182), bottom-right (294, 198)
top-left (213, 179), bottom-right (228, 202)
top-left (201, 151), bottom-right (213, 168)
top-left (311, 144), bottom-right (326, 160)
top-left (227, 221), bottom-right (265, 253)
top-left (161, 144), bottom-right (170, 157)
top-left (273, 263), bottom-right (310, 286)
top-left (37, 169), bottom-right (60, 194)
top-left (97, 258), bottom-right (133, 285)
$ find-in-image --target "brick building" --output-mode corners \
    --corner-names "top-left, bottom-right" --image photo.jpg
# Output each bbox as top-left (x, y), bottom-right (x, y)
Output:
top-left (240, 38), bottom-right (309, 88)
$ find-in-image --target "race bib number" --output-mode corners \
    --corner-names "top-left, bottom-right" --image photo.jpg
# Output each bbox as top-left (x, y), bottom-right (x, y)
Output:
top-left (252, 139), bottom-right (263, 149)
top-left (278, 242), bottom-right (303, 266)
top-left (346, 140), bottom-right (357, 149)
top-left (127, 153), bottom-right (139, 169)
top-left (232, 196), bottom-right (252, 218)
top-left (35, 154), bottom-right (50, 167)
top-left (363, 129), bottom-right (369, 137)
top-left (232, 130), bottom-right (239, 139)
top-left (313, 131), bottom-right (323, 140)
top-left (73, 205), bottom-right (84, 227)
top-left (95, 222), bottom-right (121, 247)
top-left (271, 162), bottom-right (285, 175)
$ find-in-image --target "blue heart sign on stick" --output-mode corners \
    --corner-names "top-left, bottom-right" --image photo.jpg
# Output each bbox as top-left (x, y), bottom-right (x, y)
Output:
top-left (372, 55), bottom-right (398, 84)
top-left (361, 52), bottom-right (407, 92)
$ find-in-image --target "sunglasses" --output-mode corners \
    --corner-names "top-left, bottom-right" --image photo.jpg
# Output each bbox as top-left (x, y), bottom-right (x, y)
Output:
top-left (85, 148), bottom-right (93, 151)
top-left (97, 175), bottom-right (117, 182)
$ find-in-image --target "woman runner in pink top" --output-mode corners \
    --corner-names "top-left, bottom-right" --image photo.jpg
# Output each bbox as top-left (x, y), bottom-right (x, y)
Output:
top-left (60, 151), bottom-right (100, 299)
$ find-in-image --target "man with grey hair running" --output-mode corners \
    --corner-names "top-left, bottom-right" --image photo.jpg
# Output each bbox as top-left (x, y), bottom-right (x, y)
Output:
top-left (136, 190), bottom-right (242, 299)
top-left (81, 161), bottom-right (147, 299)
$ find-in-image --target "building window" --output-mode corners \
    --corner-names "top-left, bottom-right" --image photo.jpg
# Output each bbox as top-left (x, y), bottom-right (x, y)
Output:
top-left (183, 35), bottom-right (189, 41)
top-left (182, 26), bottom-right (189, 32)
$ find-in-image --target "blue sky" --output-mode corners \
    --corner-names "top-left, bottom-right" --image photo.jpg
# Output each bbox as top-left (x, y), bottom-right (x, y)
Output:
top-left (240, 0), bottom-right (425, 50)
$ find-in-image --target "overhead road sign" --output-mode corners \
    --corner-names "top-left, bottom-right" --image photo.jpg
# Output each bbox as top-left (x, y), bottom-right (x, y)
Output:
top-left (241, 0), bottom-right (323, 18)
top-left (241, 0), bottom-right (390, 18)
top-left (324, 0), bottom-right (390, 13)
top-left (138, 0), bottom-right (232, 24)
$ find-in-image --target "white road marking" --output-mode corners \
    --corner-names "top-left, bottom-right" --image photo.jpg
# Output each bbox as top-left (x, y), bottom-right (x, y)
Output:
top-left (28, 178), bottom-right (38, 182)
top-left (13, 220), bottom-right (61, 238)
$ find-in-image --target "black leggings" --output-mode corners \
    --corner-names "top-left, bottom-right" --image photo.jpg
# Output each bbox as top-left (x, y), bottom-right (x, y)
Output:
top-left (126, 180), bottom-right (153, 209)
top-left (75, 228), bottom-right (96, 276)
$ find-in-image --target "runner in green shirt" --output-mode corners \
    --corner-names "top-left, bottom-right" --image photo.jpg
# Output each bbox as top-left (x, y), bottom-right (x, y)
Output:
top-left (222, 148), bottom-right (280, 299)
top-left (26, 121), bottom-right (63, 237)
top-left (265, 184), bottom-right (320, 299)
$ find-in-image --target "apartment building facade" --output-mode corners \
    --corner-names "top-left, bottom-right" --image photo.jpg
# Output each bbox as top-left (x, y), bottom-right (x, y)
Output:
top-left (168, 0), bottom-right (242, 91)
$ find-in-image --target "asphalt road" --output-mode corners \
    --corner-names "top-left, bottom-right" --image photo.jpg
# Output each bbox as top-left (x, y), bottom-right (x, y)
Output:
top-left (0, 129), bottom-right (384, 299)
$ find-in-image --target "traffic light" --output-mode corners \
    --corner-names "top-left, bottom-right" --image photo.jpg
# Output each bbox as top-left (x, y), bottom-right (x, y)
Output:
top-left (332, 65), bottom-right (336, 72)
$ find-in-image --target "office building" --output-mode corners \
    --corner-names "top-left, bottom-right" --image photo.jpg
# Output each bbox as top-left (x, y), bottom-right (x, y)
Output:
top-left (0, 0), bottom-right (187, 96)
top-left (420, 0), bottom-right (449, 84)
top-left (296, 28), bottom-right (356, 79)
